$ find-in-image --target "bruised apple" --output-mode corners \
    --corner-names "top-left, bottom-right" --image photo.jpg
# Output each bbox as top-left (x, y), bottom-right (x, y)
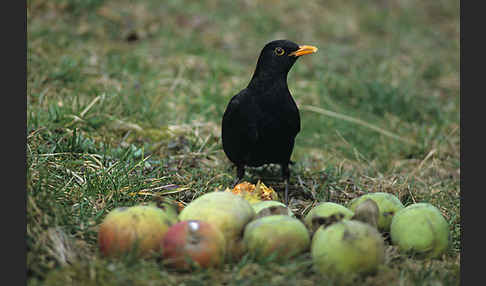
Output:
top-left (348, 192), bottom-right (404, 232)
top-left (311, 220), bottom-right (385, 280)
top-left (178, 192), bottom-right (255, 259)
top-left (224, 181), bottom-right (279, 204)
top-left (351, 199), bottom-right (380, 229)
top-left (304, 202), bottom-right (354, 233)
top-left (98, 205), bottom-right (177, 258)
top-left (161, 220), bottom-right (225, 270)
top-left (251, 200), bottom-right (294, 218)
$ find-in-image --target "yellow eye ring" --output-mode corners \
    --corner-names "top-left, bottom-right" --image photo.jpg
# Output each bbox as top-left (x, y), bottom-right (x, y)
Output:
top-left (275, 47), bottom-right (285, 56)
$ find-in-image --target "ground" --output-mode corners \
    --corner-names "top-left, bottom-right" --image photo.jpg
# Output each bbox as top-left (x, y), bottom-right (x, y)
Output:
top-left (27, 0), bottom-right (460, 285)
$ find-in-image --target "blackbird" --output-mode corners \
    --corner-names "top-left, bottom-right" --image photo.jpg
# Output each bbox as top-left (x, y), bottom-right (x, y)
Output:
top-left (221, 39), bottom-right (317, 204)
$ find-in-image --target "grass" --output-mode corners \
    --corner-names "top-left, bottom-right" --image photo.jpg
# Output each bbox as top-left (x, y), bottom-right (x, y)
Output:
top-left (27, 0), bottom-right (460, 285)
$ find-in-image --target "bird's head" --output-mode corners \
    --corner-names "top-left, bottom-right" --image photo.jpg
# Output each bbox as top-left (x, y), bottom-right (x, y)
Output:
top-left (251, 39), bottom-right (318, 82)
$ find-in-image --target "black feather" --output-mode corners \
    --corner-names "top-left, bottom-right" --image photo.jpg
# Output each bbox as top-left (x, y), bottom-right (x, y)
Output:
top-left (222, 39), bottom-right (315, 204)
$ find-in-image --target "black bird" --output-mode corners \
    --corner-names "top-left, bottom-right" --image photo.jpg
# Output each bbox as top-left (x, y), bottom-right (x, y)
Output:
top-left (221, 39), bottom-right (317, 204)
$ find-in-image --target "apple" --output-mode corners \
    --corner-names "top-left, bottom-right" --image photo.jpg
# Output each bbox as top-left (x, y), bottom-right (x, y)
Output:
top-left (303, 202), bottom-right (354, 233)
top-left (98, 204), bottom-right (177, 258)
top-left (348, 192), bottom-right (404, 232)
top-left (224, 180), bottom-right (279, 204)
top-left (251, 200), bottom-right (294, 218)
top-left (351, 199), bottom-right (380, 229)
top-left (161, 220), bottom-right (225, 270)
top-left (243, 215), bottom-right (310, 261)
top-left (178, 192), bottom-right (255, 260)
top-left (390, 203), bottom-right (450, 258)
top-left (311, 220), bottom-right (385, 280)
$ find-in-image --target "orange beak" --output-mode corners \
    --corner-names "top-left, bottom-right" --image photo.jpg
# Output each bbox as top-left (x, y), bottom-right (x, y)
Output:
top-left (289, 45), bottom-right (318, 57)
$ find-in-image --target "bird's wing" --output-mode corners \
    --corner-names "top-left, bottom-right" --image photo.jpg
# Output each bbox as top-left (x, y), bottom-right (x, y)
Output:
top-left (285, 94), bottom-right (301, 135)
top-left (222, 89), bottom-right (259, 143)
top-left (222, 89), bottom-right (259, 163)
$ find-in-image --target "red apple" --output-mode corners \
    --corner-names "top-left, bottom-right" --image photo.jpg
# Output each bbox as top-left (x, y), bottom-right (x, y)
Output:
top-left (98, 204), bottom-right (177, 258)
top-left (161, 220), bottom-right (226, 270)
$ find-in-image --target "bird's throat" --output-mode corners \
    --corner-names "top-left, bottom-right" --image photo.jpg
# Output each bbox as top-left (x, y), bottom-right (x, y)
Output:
top-left (247, 72), bottom-right (289, 93)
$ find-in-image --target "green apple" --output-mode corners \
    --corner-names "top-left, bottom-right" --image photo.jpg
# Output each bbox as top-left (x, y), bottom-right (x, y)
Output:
top-left (243, 215), bottom-right (310, 261)
top-left (348, 192), bottom-right (404, 232)
top-left (390, 203), bottom-right (450, 258)
top-left (251, 200), bottom-right (294, 218)
top-left (178, 192), bottom-right (255, 260)
top-left (304, 202), bottom-right (354, 233)
top-left (351, 199), bottom-right (380, 229)
top-left (311, 220), bottom-right (385, 280)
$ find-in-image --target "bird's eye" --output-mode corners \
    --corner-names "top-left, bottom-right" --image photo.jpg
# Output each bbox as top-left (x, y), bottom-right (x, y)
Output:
top-left (274, 47), bottom-right (285, 56)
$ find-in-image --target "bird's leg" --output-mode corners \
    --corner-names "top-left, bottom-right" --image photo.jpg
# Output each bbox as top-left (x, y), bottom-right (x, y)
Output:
top-left (284, 178), bottom-right (289, 206)
top-left (281, 163), bottom-right (291, 205)
top-left (233, 165), bottom-right (245, 187)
